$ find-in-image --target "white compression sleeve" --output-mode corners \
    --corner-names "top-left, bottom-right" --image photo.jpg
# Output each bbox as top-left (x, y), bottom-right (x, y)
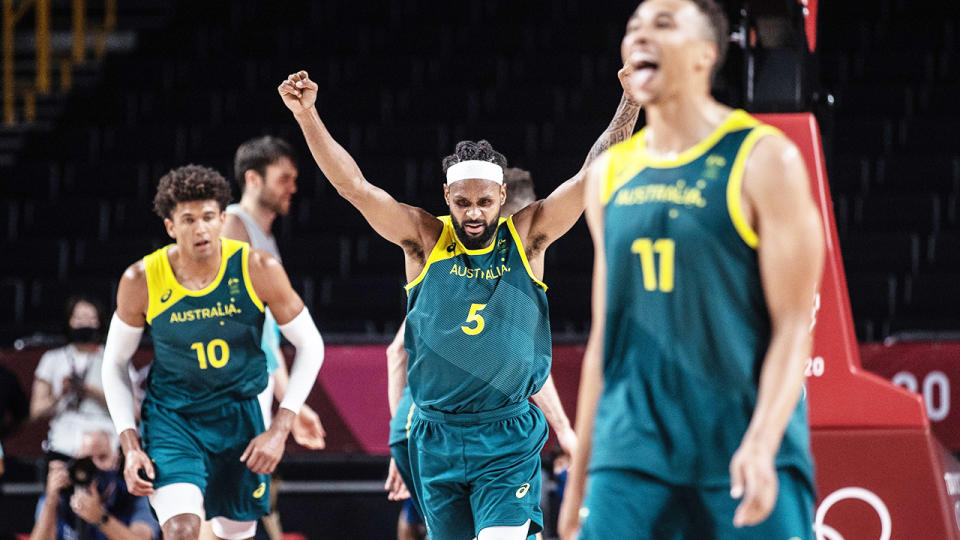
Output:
top-left (101, 314), bottom-right (144, 434)
top-left (277, 308), bottom-right (324, 414)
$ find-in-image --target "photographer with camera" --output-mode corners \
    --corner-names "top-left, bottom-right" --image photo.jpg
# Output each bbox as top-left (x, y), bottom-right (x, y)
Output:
top-left (30, 430), bottom-right (159, 540)
top-left (30, 295), bottom-right (115, 457)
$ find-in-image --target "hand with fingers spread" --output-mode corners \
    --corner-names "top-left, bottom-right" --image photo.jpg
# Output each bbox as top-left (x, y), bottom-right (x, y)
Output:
top-left (241, 409), bottom-right (294, 475)
top-left (292, 403), bottom-right (326, 450)
top-left (729, 441), bottom-right (779, 528)
top-left (278, 70), bottom-right (318, 116)
top-left (384, 458), bottom-right (411, 501)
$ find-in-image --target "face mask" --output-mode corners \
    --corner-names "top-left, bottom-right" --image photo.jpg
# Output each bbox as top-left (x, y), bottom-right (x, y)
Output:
top-left (67, 326), bottom-right (100, 344)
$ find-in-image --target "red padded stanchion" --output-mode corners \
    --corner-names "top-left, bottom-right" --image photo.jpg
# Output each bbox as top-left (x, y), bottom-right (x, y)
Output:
top-left (759, 113), bottom-right (960, 539)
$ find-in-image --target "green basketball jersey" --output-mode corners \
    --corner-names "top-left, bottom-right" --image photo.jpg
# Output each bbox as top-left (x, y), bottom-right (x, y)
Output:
top-left (143, 237), bottom-right (268, 413)
top-left (592, 110), bottom-right (813, 487)
top-left (404, 216), bottom-right (552, 414)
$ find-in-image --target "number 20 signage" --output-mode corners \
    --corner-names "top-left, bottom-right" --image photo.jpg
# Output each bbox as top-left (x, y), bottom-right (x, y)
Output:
top-left (892, 371), bottom-right (951, 423)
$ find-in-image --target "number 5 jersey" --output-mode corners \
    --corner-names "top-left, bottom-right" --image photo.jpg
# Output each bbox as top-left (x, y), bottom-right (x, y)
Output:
top-left (404, 215), bottom-right (552, 414)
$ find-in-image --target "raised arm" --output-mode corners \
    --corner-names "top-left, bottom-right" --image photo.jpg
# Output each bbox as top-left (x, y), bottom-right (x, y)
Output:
top-left (512, 67), bottom-right (641, 256)
top-left (557, 156), bottom-right (610, 540)
top-left (279, 71), bottom-right (440, 254)
top-left (728, 134), bottom-right (824, 527)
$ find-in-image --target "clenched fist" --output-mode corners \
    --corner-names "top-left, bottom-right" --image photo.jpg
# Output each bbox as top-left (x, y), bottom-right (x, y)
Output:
top-left (278, 70), bottom-right (319, 115)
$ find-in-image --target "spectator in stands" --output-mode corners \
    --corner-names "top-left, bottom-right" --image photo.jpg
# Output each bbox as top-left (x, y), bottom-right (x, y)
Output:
top-left (30, 430), bottom-right (159, 540)
top-left (30, 295), bottom-right (115, 457)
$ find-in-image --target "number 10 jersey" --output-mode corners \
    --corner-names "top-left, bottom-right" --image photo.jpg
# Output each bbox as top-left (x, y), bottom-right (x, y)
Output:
top-left (143, 237), bottom-right (267, 414)
top-left (404, 216), bottom-right (552, 414)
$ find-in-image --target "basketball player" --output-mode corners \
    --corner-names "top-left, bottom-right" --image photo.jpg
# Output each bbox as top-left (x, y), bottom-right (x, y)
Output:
top-left (384, 168), bottom-right (575, 540)
top-left (558, 1), bottom-right (825, 538)
top-left (280, 70), bottom-right (639, 539)
top-left (214, 137), bottom-right (326, 540)
top-left (100, 165), bottom-right (326, 540)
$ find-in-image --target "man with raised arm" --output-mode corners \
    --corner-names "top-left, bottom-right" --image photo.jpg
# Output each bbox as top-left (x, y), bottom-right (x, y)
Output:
top-left (281, 70), bottom-right (638, 540)
top-left (100, 165), bottom-right (325, 540)
top-left (558, 1), bottom-right (825, 538)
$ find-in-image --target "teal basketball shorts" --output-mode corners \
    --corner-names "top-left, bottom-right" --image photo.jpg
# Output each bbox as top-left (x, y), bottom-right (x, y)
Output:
top-left (407, 401), bottom-right (548, 539)
top-left (141, 397), bottom-right (270, 522)
top-left (579, 466), bottom-right (814, 539)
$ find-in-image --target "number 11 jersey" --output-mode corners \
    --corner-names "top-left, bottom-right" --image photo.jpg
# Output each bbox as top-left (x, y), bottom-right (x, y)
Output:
top-left (595, 110), bottom-right (814, 488)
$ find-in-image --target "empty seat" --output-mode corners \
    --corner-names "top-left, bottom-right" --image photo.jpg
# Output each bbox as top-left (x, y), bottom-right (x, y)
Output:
top-left (354, 235), bottom-right (404, 276)
top-left (279, 234), bottom-right (350, 277)
top-left (903, 273), bottom-right (960, 319)
top-left (60, 161), bottom-right (152, 199)
top-left (0, 239), bottom-right (69, 279)
top-left (73, 237), bottom-right (161, 278)
top-left (827, 155), bottom-right (871, 195)
top-left (112, 199), bottom-right (170, 241)
top-left (853, 193), bottom-right (941, 233)
top-left (846, 272), bottom-right (897, 319)
top-left (875, 155), bottom-right (958, 194)
top-left (836, 84), bottom-right (915, 116)
top-left (841, 232), bottom-right (920, 275)
top-left (546, 274), bottom-right (591, 332)
top-left (834, 117), bottom-right (893, 154)
top-left (927, 232), bottom-right (960, 270)
top-left (899, 118), bottom-right (959, 152)
top-left (21, 199), bottom-right (110, 240)
top-left (545, 219), bottom-right (592, 276)
top-left (0, 278), bottom-right (26, 326)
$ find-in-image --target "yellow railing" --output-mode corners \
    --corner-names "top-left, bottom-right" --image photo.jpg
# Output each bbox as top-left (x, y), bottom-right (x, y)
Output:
top-left (2, 0), bottom-right (116, 126)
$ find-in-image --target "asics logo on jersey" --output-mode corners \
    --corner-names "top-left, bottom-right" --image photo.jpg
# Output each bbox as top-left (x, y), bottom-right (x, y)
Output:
top-left (515, 483), bottom-right (530, 498)
top-left (252, 482), bottom-right (266, 499)
top-left (160, 289), bottom-right (172, 302)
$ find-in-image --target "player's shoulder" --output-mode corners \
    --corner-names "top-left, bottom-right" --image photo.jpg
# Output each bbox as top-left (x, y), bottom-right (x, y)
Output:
top-left (120, 259), bottom-right (147, 286)
top-left (246, 247), bottom-right (283, 276)
top-left (743, 123), bottom-right (809, 199)
top-left (221, 212), bottom-right (251, 243)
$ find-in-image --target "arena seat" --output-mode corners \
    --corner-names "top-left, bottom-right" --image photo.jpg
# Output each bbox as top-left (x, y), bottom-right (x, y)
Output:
top-left (840, 232), bottom-right (919, 275)
top-left (875, 154), bottom-right (959, 195)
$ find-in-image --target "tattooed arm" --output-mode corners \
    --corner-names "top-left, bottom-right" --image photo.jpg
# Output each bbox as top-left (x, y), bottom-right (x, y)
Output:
top-left (511, 67), bottom-right (641, 271)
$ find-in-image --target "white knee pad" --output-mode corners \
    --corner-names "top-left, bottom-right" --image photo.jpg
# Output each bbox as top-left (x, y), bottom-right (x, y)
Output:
top-left (210, 516), bottom-right (257, 540)
top-left (149, 483), bottom-right (204, 526)
top-left (477, 520), bottom-right (532, 540)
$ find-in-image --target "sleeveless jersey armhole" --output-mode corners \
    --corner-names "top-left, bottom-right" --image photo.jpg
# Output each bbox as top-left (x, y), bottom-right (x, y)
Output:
top-left (404, 217), bottom-right (450, 293)
top-left (726, 124), bottom-right (783, 250)
top-left (506, 216), bottom-right (547, 291)
top-left (241, 244), bottom-right (265, 312)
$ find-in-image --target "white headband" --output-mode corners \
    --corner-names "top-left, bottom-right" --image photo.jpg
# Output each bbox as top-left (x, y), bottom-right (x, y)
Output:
top-left (445, 160), bottom-right (504, 185)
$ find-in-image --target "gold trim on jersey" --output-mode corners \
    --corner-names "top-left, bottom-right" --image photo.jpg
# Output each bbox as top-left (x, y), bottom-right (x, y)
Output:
top-left (636, 109), bottom-right (758, 169)
top-left (404, 217), bottom-right (459, 293)
top-left (601, 110), bottom-right (759, 206)
top-left (727, 124), bottom-right (784, 249)
top-left (144, 237), bottom-right (250, 324)
top-left (241, 243), bottom-right (265, 312)
top-left (506, 216), bottom-right (547, 291)
top-left (404, 401), bottom-right (416, 439)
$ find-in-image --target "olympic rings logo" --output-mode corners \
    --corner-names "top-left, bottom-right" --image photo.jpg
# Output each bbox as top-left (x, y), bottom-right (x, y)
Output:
top-left (814, 487), bottom-right (891, 540)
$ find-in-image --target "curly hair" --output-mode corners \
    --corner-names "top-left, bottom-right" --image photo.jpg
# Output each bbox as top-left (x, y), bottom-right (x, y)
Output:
top-left (153, 164), bottom-right (233, 219)
top-left (441, 140), bottom-right (507, 175)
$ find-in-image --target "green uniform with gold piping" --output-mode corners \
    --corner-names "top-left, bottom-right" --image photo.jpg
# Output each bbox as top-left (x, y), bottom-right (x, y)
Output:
top-left (580, 111), bottom-right (815, 539)
top-left (140, 237), bottom-right (270, 522)
top-left (404, 216), bottom-right (550, 538)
